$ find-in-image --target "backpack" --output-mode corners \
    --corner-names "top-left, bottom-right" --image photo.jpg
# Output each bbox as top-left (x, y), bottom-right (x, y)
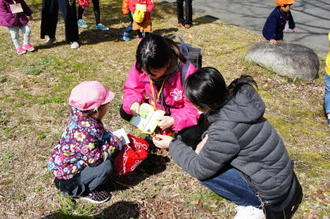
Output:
top-left (165, 34), bottom-right (202, 69)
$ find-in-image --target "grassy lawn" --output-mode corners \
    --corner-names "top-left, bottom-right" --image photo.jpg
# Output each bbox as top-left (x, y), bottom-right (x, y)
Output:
top-left (0, 0), bottom-right (329, 218)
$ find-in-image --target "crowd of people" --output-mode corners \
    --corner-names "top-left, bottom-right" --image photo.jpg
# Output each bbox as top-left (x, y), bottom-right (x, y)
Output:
top-left (0, 0), bottom-right (301, 52)
top-left (1, 0), bottom-right (329, 218)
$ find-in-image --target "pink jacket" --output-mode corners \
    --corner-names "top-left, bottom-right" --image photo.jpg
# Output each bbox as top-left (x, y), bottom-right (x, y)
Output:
top-left (122, 62), bottom-right (200, 132)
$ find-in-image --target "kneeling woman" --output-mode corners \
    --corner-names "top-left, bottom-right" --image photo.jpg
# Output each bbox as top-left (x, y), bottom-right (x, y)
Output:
top-left (152, 67), bottom-right (303, 219)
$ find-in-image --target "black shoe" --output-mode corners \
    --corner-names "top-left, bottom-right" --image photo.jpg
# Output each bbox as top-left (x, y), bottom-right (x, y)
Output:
top-left (80, 190), bottom-right (111, 204)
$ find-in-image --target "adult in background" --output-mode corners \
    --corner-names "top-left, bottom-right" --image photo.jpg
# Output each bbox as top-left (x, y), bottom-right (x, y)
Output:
top-left (40, 0), bottom-right (79, 49)
top-left (176, 0), bottom-right (192, 29)
top-left (153, 67), bottom-right (303, 219)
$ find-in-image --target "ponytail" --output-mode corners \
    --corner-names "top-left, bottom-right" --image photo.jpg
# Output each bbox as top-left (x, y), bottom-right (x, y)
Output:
top-left (135, 33), bottom-right (186, 75)
top-left (227, 75), bottom-right (257, 99)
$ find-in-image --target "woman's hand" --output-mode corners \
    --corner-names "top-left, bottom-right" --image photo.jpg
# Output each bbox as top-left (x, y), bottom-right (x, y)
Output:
top-left (28, 15), bottom-right (33, 21)
top-left (130, 102), bottom-right (140, 116)
top-left (152, 134), bottom-right (174, 149)
top-left (158, 116), bottom-right (174, 130)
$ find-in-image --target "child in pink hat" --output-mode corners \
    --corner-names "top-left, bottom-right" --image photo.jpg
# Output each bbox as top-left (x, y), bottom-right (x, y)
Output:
top-left (48, 81), bottom-right (122, 203)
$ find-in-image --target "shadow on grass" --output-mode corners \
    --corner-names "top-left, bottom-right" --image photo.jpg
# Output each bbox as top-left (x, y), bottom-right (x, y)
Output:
top-left (41, 200), bottom-right (140, 219)
top-left (34, 41), bottom-right (68, 51)
top-left (109, 153), bottom-right (170, 191)
top-left (193, 15), bottom-right (219, 27)
top-left (78, 27), bottom-right (179, 46)
top-left (153, 27), bottom-right (179, 36)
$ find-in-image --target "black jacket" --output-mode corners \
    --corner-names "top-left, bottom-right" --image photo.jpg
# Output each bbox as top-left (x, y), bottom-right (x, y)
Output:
top-left (169, 85), bottom-right (294, 200)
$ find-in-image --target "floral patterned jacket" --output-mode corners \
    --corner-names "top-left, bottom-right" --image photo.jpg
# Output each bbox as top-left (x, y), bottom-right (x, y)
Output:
top-left (48, 107), bottom-right (121, 180)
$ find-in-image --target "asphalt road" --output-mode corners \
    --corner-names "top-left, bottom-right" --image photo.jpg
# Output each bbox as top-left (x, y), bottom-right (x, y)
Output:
top-left (164, 0), bottom-right (329, 57)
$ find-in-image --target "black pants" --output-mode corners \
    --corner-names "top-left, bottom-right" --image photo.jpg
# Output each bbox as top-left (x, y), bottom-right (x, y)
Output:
top-left (176, 0), bottom-right (192, 25)
top-left (119, 105), bottom-right (207, 148)
top-left (41, 0), bottom-right (79, 42)
top-left (78, 0), bottom-right (100, 24)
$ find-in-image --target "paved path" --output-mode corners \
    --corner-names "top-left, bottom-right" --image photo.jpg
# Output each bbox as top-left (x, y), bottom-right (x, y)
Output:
top-left (164, 0), bottom-right (329, 57)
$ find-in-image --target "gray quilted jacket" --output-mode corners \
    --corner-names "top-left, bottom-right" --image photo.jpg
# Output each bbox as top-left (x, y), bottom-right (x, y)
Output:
top-left (169, 84), bottom-right (293, 199)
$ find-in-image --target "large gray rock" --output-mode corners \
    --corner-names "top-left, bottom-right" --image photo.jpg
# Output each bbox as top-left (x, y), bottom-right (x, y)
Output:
top-left (245, 42), bottom-right (319, 81)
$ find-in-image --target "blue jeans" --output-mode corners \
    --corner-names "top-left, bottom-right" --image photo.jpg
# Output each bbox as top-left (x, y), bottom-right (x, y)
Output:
top-left (8, 25), bottom-right (31, 49)
top-left (200, 167), bottom-right (261, 206)
top-left (54, 159), bottom-right (113, 197)
top-left (124, 14), bottom-right (133, 33)
top-left (325, 74), bottom-right (330, 114)
top-left (123, 13), bottom-right (143, 38)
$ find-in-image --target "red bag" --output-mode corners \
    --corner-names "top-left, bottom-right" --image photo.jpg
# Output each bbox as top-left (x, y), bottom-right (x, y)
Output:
top-left (113, 134), bottom-right (150, 175)
top-left (78, 0), bottom-right (90, 8)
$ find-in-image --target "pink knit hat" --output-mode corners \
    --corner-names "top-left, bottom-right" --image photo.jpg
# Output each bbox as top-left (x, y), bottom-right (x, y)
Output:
top-left (69, 81), bottom-right (115, 111)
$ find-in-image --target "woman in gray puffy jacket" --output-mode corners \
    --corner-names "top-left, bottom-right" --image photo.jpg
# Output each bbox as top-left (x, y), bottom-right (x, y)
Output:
top-left (152, 67), bottom-right (303, 219)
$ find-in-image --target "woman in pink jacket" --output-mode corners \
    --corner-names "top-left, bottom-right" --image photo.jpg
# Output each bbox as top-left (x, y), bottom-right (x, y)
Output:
top-left (120, 33), bottom-right (204, 146)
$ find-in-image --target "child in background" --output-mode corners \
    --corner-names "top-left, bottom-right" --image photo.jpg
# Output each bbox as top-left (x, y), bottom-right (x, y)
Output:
top-left (121, 0), bottom-right (133, 41)
top-left (122, 0), bottom-right (154, 41)
top-left (324, 32), bottom-right (330, 126)
top-left (120, 34), bottom-right (203, 146)
top-left (77, 0), bottom-right (109, 31)
top-left (0, 0), bottom-right (34, 55)
top-left (262, 0), bottom-right (296, 45)
top-left (48, 81), bottom-right (122, 203)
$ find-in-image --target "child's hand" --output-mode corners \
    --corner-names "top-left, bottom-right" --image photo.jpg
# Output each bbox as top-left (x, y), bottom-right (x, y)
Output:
top-left (114, 136), bottom-right (123, 151)
top-left (28, 15), bottom-right (33, 21)
top-left (291, 28), bottom-right (297, 32)
top-left (130, 102), bottom-right (140, 116)
top-left (158, 116), bottom-right (174, 130)
top-left (269, 40), bottom-right (277, 45)
top-left (152, 134), bottom-right (173, 149)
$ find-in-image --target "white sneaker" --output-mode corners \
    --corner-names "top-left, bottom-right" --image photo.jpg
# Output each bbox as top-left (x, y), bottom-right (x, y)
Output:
top-left (43, 37), bottom-right (56, 47)
top-left (234, 206), bottom-right (265, 219)
top-left (70, 41), bottom-right (79, 49)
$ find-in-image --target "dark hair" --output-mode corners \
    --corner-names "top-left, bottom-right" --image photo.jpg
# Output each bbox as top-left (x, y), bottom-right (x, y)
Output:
top-left (184, 67), bottom-right (257, 112)
top-left (80, 103), bottom-right (107, 118)
top-left (135, 33), bottom-right (186, 75)
top-left (82, 109), bottom-right (97, 117)
top-left (277, 4), bottom-right (291, 9)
